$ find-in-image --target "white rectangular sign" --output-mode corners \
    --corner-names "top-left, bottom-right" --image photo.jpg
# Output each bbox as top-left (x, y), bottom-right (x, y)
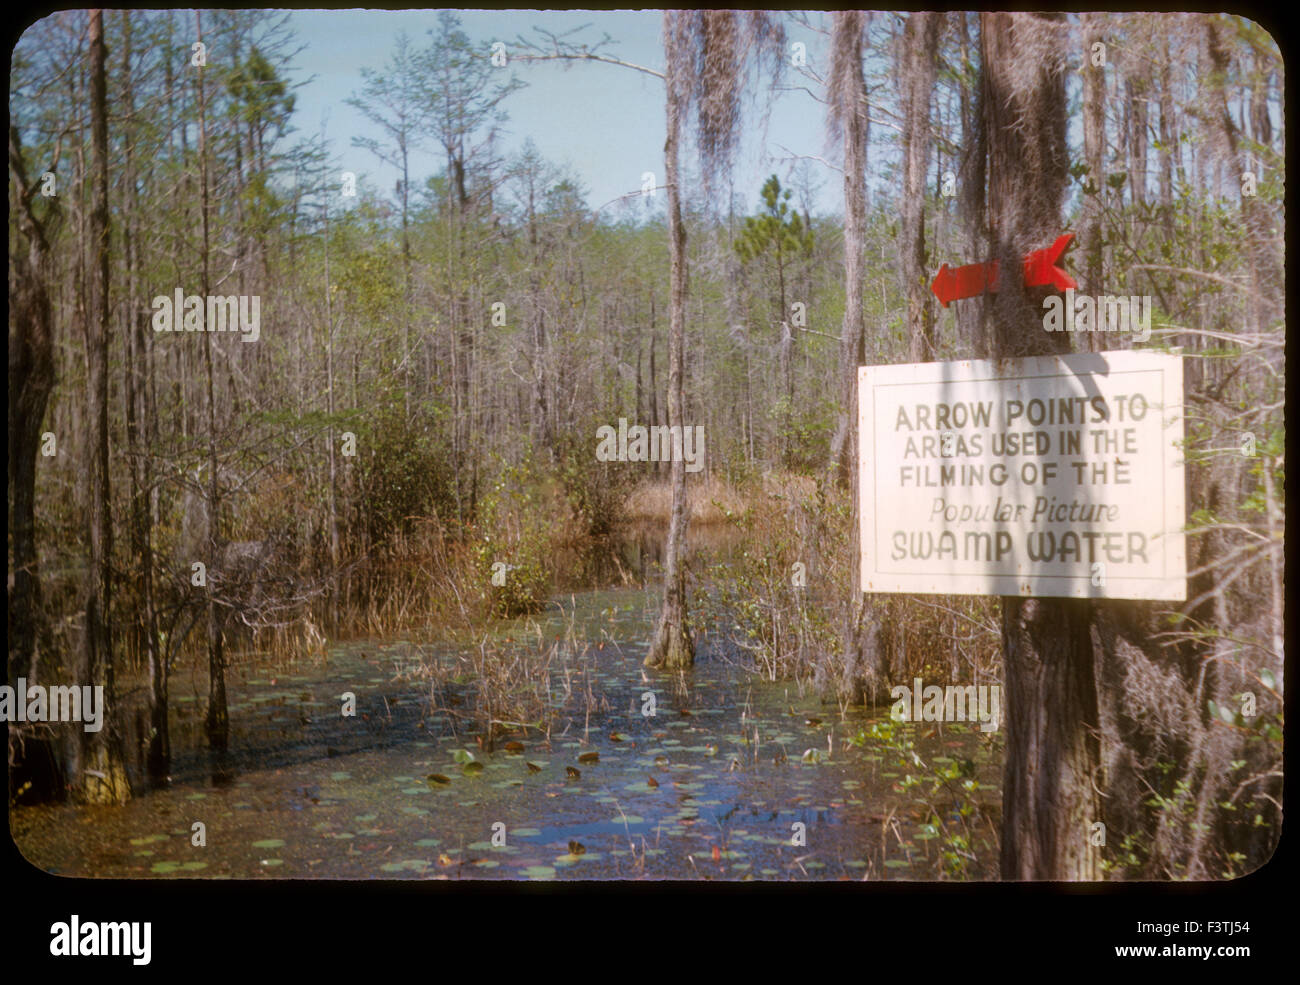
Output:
top-left (858, 351), bottom-right (1185, 600)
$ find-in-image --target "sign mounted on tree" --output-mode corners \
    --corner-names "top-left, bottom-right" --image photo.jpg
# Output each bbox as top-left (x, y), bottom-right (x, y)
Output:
top-left (858, 351), bottom-right (1185, 600)
top-left (930, 233), bottom-right (1077, 307)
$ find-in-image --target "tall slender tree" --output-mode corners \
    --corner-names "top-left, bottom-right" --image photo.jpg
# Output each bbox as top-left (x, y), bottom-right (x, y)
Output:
top-left (646, 10), bottom-right (784, 669)
top-left (419, 13), bottom-right (523, 520)
top-left (117, 10), bottom-right (167, 782)
top-left (734, 174), bottom-right (813, 464)
top-left (83, 7), bottom-right (129, 803)
top-left (826, 10), bottom-right (868, 488)
top-left (347, 31), bottom-right (427, 417)
top-left (968, 11), bottom-right (1103, 879)
top-left (8, 120), bottom-right (60, 799)
top-left (1080, 12), bottom-right (1107, 353)
top-left (645, 9), bottom-right (695, 669)
top-left (901, 11), bottom-right (940, 362)
top-left (822, 10), bottom-right (889, 703)
top-left (195, 10), bottom-right (229, 755)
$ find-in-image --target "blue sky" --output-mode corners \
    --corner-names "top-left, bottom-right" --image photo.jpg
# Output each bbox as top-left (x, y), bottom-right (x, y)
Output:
top-left (284, 9), bottom-right (847, 219)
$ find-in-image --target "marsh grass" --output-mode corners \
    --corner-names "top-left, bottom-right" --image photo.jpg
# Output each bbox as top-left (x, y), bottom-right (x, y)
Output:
top-left (695, 474), bottom-right (1002, 706)
top-left (623, 474), bottom-right (749, 525)
top-left (391, 599), bottom-right (603, 749)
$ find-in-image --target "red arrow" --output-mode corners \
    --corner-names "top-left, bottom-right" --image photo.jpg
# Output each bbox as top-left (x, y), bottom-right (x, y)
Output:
top-left (930, 233), bottom-right (1077, 307)
top-left (1021, 233), bottom-right (1077, 293)
top-left (930, 259), bottom-right (997, 308)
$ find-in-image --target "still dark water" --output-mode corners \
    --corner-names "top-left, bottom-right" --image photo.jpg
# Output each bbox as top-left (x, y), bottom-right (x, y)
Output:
top-left (13, 531), bottom-right (1003, 881)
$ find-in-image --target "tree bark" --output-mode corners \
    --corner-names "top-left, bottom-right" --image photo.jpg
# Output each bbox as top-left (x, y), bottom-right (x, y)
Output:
top-left (82, 8), bottom-right (129, 804)
top-left (645, 10), bottom-right (694, 669)
top-left (827, 12), bottom-right (869, 488)
top-left (1204, 16), bottom-right (1281, 335)
top-left (7, 123), bottom-right (59, 800)
top-left (1158, 37), bottom-right (1175, 245)
top-left (119, 10), bottom-right (168, 783)
top-left (979, 11), bottom-right (1101, 880)
top-left (196, 10), bottom-right (229, 754)
top-left (902, 11), bottom-right (940, 363)
top-left (1080, 13), bottom-right (1107, 353)
top-left (822, 11), bottom-right (887, 704)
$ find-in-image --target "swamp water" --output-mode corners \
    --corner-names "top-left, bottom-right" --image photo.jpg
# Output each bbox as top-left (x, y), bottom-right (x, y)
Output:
top-left (13, 577), bottom-right (1003, 881)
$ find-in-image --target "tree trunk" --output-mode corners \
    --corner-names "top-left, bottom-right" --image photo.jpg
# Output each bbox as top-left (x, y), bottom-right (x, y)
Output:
top-left (649, 295), bottom-right (662, 475)
top-left (324, 185), bottom-right (340, 634)
top-left (526, 183), bottom-right (551, 455)
top-left (823, 11), bottom-right (887, 705)
top-left (1125, 60), bottom-right (1149, 299)
top-left (645, 11), bottom-right (693, 670)
top-left (7, 122), bottom-right (60, 800)
top-left (979, 11), bottom-right (1101, 880)
top-left (118, 10), bottom-right (167, 783)
top-left (1080, 13), bottom-right (1107, 354)
top-left (827, 11), bottom-right (870, 487)
top-left (196, 10), bottom-right (229, 754)
top-left (1126, 72), bottom-right (1148, 208)
top-left (82, 8), bottom-right (129, 804)
top-left (401, 140), bottom-right (411, 418)
top-left (1158, 38), bottom-right (1175, 245)
top-left (902, 11), bottom-right (940, 363)
top-left (1204, 16), bottom-right (1281, 335)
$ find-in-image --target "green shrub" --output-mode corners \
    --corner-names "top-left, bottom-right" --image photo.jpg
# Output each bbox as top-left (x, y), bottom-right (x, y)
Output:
top-left (555, 425), bottom-right (633, 538)
top-left (475, 456), bottom-right (554, 618)
top-left (350, 398), bottom-right (458, 550)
